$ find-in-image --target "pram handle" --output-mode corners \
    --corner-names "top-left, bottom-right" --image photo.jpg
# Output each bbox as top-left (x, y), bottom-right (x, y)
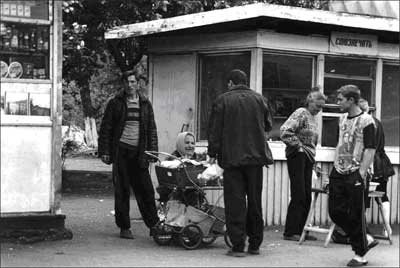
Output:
top-left (144, 151), bottom-right (183, 165)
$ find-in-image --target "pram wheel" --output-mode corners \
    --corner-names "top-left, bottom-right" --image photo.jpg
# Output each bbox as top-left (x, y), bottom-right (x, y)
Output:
top-left (224, 231), bottom-right (233, 248)
top-left (202, 235), bottom-right (217, 245)
top-left (179, 224), bottom-right (203, 250)
top-left (153, 222), bottom-right (173, 246)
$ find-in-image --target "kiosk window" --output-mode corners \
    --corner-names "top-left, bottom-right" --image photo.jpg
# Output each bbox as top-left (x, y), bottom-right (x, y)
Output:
top-left (262, 54), bottom-right (313, 141)
top-left (381, 64), bottom-right (399, 147)
top-left (198, 52), bottom-right (251, 141)
top-left (322, 57), bottom-right (375, 147)
top-left (29, 93), bottom-right (50, 116)
top-left (4, 92), bottom-right (28, 115)
top-left (3, 91), bottom-right (50, 116)
top-left (1, 22), bottom-right (50, 80)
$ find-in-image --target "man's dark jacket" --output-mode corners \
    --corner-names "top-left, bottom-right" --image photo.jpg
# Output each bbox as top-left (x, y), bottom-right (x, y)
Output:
top-left (207, 85), bottom-right (273, 169)
top-left (98, 90), bottom-right (158, 168)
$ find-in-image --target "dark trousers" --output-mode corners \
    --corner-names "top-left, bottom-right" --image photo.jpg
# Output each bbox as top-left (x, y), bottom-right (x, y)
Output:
top-left (114, 145), bottom-right (159, 230)
top-left (223, 165), bottom-right (264, 252)
top-left (284, 152), bottom-right (313, 236)
top-left (328, 169), bottom-right (368, 256)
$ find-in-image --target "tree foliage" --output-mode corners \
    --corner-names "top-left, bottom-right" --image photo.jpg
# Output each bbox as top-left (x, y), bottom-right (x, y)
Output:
top-left (62, 0), bottom-right (329, 128)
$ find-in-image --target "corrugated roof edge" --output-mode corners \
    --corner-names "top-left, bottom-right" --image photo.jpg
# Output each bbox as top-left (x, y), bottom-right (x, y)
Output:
top-left (105, 2), bottom-right (400, 40)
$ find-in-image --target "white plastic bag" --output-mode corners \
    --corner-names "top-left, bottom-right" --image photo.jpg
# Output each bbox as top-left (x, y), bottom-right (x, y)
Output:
top-left (159, 160), bottom-right (181, 169)
top-left (165, 200), bottom-right (187, 227)
top-left (198, 163), bottom-right (224, 181)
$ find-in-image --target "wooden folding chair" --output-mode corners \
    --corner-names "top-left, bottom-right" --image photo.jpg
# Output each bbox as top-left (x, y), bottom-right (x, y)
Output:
top-left (299, 187), bottom-right (336, 247)
top-left (368, 191), bottom-right (393, 244)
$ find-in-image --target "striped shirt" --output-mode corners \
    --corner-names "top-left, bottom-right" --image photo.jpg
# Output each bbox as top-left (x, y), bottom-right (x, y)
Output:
top-left (120, 98), bottom-right (140, 147)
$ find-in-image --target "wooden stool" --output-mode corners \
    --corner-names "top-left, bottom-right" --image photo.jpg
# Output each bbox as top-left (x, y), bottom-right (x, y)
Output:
top-left (299, 187), bottom-right (335, 247)
top-left (368, 191), bottom-right (392, 244)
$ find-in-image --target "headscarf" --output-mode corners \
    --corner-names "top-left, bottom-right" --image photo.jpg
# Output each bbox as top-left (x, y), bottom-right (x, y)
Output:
top-left (176, 132), bottom-right (196, 158)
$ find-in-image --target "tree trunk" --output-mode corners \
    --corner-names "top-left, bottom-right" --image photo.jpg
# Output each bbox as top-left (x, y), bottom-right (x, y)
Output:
top-left (84, 117), bottom-right (98, 148)
top-left (80, 85), bottom-right (98, 148)
top-left (80, 85), bottom-right (94, 117)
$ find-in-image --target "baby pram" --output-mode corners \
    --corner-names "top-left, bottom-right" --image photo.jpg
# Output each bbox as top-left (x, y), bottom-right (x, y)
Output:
top-left (145, 151), bottom-right (231, 250)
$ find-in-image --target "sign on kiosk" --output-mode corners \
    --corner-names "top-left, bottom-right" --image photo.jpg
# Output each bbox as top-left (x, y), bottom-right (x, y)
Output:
top-left (330, 32), bottom-right (378, 56)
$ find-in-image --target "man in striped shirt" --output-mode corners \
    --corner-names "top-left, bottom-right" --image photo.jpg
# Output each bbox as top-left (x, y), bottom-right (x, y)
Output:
top-left (99, 71), bottom-right (159, 240)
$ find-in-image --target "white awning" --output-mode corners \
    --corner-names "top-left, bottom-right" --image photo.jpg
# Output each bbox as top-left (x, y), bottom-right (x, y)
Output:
top-left (105, 2), bottom-right (399, 40)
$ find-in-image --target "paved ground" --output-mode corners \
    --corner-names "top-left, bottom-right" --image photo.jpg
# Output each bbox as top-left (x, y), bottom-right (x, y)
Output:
top-left (1, 156), bottom-right (399, 267)
top-left (2, 196), bottom-right (399, 267)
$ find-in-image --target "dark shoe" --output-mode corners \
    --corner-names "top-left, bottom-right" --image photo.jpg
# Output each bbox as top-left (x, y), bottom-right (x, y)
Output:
top-left (347, 258), bottom-right (368, 266)
top-left (283, 234), bottom-right (300, 241)
top-left (226, 249), bottom-right (246, 257)
top-left (120, 229), bottom-right (134, 239)
top-left (305, 234), bottom-right (317, 241)
top-left (247, 247), bottom-right (260, 255)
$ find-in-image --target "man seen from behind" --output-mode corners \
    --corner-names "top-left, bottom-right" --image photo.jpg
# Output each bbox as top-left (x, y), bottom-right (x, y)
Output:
top-left (207, 69), bottom-right (273, 257)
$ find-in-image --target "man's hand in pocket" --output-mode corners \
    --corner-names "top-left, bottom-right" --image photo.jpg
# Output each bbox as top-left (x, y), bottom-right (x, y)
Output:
top-left (101, 155), bottom-right (111, 165)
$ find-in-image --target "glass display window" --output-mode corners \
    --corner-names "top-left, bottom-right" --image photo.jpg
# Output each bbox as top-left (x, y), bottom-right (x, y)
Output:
top-left (198, 52), bottom-right (251, 140)
top-left (0, 22), bottom-right (50, 80)
top-left (29, 92), bottom-right (50, 116)
top-left (262, 53), bottom-right (314, 141)
top-left (1, 81), bottom-right (51, 119)
top-left (0, 1), bottom-right (52, 121)
top-left (321, 56), bottom-right (376, 147)
top-left (0, 91), bottom-right (5, 115)
top-left (2, 91), bottom-right (50, 117)
top-left (381, 64), bottom-right (399, 147)
top-left (321, 116), bottom-right (339, 147)
top-left (323, 57), bottom-right (375, 107)
top-left (4, 92), bottom-right (28, 115)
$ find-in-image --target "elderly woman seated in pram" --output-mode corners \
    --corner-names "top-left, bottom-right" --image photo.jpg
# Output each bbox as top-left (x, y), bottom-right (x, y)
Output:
top-left (156, 132), bottom-right (207, 206)
top-left (167, 132), bottom-right (200, 160)
top-left (149, 132), bottom-right (227, 249)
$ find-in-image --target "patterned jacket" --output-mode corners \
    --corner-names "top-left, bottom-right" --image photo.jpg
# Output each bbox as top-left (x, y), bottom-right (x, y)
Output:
top-left (280, 107), bottom-right (318, 162)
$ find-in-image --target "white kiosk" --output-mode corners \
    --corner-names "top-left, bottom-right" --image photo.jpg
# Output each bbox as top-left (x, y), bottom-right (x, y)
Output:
top-left (1, 0), bottom-right (71, 241)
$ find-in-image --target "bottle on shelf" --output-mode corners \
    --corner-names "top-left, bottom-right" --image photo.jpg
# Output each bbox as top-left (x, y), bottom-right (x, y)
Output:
top-left (18, 30), bottom-right (24, 50)
top-left (23, 31), bottom-right (29, 50)
top-left (42, 28), bottom-right (49, 51)
top-left (0, 23), bottom-right (6, 50)
top-left (10, 25), bottom-right (18, 49)
top-left (30, 27), bottom-right (37, 51)
top-left (3, 25), bottom-right (12, 50)
top-left (37, 27), bottom-right (44, 51)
